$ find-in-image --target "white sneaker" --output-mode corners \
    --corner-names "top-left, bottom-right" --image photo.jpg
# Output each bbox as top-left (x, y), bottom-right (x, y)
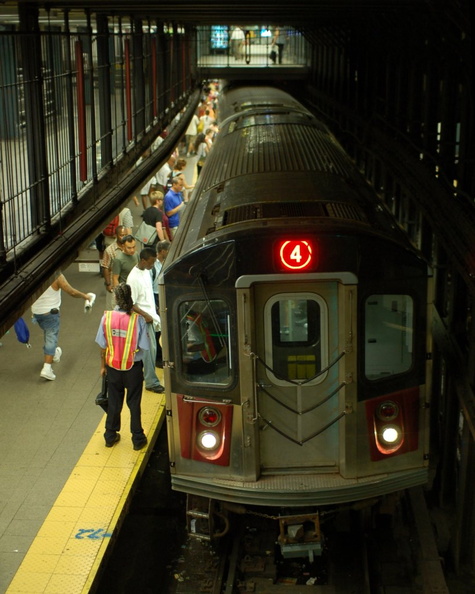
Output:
top-left (53, 347), bottom-right (62, 363)
top-left (40, 367), bottom-right (56, 381)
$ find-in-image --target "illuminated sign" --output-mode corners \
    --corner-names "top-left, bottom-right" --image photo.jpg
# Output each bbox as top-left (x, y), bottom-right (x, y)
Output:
top-left (276, 239), bottom-right (316, 271)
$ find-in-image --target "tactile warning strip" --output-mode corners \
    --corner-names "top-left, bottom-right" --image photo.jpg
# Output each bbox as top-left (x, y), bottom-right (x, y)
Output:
top-left (6, 390), bottom-right (166, 594)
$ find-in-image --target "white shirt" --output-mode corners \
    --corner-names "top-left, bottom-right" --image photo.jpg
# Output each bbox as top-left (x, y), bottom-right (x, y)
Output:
top-left (127, 266), bottom-right (160, 328)
top-left (31, 286), bottom-right (61, 314)
top-left (156, 163), bottom-right (172, 187)
top-left (231, 28), bottom-right (245, 41)
top-left (185, 115), bottom-right (200, 136)
top-left (140, 176), bottom-right (157, 196)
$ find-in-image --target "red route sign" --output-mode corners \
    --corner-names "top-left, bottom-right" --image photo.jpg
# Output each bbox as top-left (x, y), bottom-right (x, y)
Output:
top-left (277, 239), bottom-right (315, 271)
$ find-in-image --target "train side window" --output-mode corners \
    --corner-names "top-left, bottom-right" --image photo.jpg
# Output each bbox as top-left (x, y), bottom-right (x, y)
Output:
top-left (364, 294), bottom-right (414, 380)
top-left (178, 299), bottom-right (231, 385)
top-left (265, 294), bottom-right (327, 384)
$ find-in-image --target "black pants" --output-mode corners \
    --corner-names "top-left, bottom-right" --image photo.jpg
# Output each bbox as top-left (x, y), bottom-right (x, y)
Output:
top-left (105, 362), bottom-right (145, 446)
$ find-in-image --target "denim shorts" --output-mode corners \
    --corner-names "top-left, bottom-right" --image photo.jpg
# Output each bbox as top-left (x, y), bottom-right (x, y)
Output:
top-left (32, 312), bottom-right (61, 356)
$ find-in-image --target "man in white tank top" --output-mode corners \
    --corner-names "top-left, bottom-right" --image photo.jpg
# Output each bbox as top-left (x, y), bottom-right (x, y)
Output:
top-left (31, 273), bottom-right (96, 381)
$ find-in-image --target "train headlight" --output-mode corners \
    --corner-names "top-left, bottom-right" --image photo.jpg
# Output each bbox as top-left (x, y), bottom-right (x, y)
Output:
top-left (380, 424), bottom-right (401, 445)
top-left (199, 407), bottom-right (221, 427)
top-left (198, 430), bottom-right (220, 450)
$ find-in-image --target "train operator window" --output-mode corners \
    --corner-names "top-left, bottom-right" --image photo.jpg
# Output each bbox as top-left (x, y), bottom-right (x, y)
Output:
top-left (265, 293), bottom-right (327, 384)
top-left (178, 299), bottom-right (231, 385)
top-left (364, 294), bottom-right (414, 380)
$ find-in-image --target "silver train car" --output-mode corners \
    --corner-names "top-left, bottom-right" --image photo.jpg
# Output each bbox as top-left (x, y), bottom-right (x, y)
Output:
top-left (159, 85), bottom-right (432, 538)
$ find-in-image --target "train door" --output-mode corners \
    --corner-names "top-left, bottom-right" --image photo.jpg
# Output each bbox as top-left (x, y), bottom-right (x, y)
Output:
top-left (251, 278), bottom-right (353, 473)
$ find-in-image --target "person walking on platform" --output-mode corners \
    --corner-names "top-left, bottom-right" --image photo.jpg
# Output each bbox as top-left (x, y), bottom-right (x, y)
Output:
top-left (32, 272), bottom-right (96, 381)
top-left (230, 26), bottom-right (245, 60)
top-left (271, 27), bottom-right (286, 64)
top-left (127, 248), bottom-right (165, 394)
top-left (95, 283), bottom-right (149, 450)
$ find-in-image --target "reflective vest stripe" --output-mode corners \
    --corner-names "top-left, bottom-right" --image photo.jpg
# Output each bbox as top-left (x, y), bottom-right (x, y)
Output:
top-left (103, 311), bottom-right (139, 370)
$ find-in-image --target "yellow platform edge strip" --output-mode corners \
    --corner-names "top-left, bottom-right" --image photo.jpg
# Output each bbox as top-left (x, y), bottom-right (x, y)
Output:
top-left (6, 391), bottom-right (167, 594)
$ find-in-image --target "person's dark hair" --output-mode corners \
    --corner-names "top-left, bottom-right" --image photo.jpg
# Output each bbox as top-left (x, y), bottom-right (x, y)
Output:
top-left (156, 240), bottom-right (171, 254)
top-left (115, 225), bottom-right (126, 238)
top-left (114, 283), bottom-right (134, 314)
top-left (140, 247), bottom-right (156, 261)
top-left (118, 234), bottom-right (135, 245)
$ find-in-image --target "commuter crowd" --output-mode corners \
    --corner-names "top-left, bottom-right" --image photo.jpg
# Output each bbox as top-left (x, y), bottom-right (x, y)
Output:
top-left (29, 83), bottom-right (220, 451)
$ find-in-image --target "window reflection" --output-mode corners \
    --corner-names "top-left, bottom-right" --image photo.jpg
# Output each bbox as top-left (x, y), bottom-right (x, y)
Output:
top-left (365, 295), bottom-right (414, 380)
top-left (179, 300), bottom-right (231, 384)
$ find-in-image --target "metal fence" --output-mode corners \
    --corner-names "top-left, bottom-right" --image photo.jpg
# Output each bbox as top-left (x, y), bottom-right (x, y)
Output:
top-left (196, 25), bottom-right (309, 68)
top-left (0, 13), bottom-right (193, 264)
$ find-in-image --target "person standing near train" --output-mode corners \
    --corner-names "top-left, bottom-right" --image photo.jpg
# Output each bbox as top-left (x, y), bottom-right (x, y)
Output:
top-left (95, 283), bottom-right (149, 450)
top-left (127, 248), bottom-right (165, 394)
top-left (111, 235), bottom-right (139, 289)
top-left (164, 175), bottom-right (186, 237)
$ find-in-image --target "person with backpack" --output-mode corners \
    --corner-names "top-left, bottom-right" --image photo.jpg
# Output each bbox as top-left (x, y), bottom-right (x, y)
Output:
top-left (140, 193), bottom-right (167, 245)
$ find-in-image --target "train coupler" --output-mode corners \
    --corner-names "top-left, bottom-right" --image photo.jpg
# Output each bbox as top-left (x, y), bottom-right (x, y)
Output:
top-left (277, 512), bottom-right (323, 562)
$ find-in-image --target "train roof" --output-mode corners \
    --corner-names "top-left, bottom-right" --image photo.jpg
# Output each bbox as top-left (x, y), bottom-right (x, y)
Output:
top-left (171, 88), bottom-right (423, 264)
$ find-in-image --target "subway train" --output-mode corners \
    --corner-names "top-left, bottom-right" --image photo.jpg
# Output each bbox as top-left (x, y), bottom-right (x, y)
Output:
top-left (158, 85), bottom-right (432, 544)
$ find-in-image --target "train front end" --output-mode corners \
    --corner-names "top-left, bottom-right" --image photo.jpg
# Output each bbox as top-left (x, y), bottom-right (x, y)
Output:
top-left (159, 85), bottom-right (432, 531)
top-left (160, 228), bottom-right (431, 508)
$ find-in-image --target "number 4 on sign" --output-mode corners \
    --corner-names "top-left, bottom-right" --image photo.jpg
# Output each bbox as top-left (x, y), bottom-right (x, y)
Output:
top-left (290, 244), bottom-right (303, 263)
top-left (279, 240), bottom-right (314, 271)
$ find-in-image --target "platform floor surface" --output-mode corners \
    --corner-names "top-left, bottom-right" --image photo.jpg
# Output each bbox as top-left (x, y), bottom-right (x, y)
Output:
top-left (0, 262), bottom-right (120, 593)
top-left (0, 152), bottom-right (197, 593)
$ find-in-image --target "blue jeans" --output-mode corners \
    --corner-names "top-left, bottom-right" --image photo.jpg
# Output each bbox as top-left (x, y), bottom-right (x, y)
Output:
top-left (143, 322), bottom-right (161, 389)
top-left (32, 312), bottom-right (60, 356)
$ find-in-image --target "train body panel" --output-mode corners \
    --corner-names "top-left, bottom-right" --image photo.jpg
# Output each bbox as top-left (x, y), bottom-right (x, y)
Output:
top-left (160, 85), bottom-right (432, 511)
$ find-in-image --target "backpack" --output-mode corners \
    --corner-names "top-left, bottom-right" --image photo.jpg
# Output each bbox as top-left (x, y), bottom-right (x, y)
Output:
top-left (165, 171), bottom-right (177, 193)
top-left (14, 318), bottom-right (31, 347)
top-left (103, 215), bottom-right (119, 236)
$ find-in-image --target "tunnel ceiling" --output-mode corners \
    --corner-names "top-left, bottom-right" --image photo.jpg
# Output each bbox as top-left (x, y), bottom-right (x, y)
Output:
top-left (6, 0), bottom-right (435, 26)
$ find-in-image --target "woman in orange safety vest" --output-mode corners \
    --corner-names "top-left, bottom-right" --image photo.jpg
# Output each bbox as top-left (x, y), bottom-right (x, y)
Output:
top-left (95, 283), bottom-right (150, 451)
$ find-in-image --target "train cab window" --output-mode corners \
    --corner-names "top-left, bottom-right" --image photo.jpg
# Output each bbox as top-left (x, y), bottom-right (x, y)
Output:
top-left (265, 294), bottom-right (327, 384)
top-left (364, 294), bottom-right (414, 380)
top-left (178, 299), bottom-right (231, 385)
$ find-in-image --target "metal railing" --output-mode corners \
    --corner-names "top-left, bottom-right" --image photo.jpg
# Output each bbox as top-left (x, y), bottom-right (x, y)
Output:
top-left (0, 16), bottom-right (194, 266)
top-left (196, 26), bottom-right (309, 68)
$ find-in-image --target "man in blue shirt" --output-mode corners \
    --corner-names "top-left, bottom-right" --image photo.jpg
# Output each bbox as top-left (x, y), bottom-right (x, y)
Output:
top-left (164, 176), bottom-right (185, 237)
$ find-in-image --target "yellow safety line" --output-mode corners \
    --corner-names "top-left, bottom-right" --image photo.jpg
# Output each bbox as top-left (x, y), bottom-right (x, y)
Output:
top-left (6, 390), bottom-right (167, 594)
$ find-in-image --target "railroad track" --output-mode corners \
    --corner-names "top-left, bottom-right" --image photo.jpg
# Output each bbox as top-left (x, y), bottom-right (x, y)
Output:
top-left (95, 427), bottom-right (449, 593)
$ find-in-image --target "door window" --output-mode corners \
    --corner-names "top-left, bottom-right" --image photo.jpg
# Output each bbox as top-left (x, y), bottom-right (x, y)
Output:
top-left (265, 293), bottom-right (327, 384)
